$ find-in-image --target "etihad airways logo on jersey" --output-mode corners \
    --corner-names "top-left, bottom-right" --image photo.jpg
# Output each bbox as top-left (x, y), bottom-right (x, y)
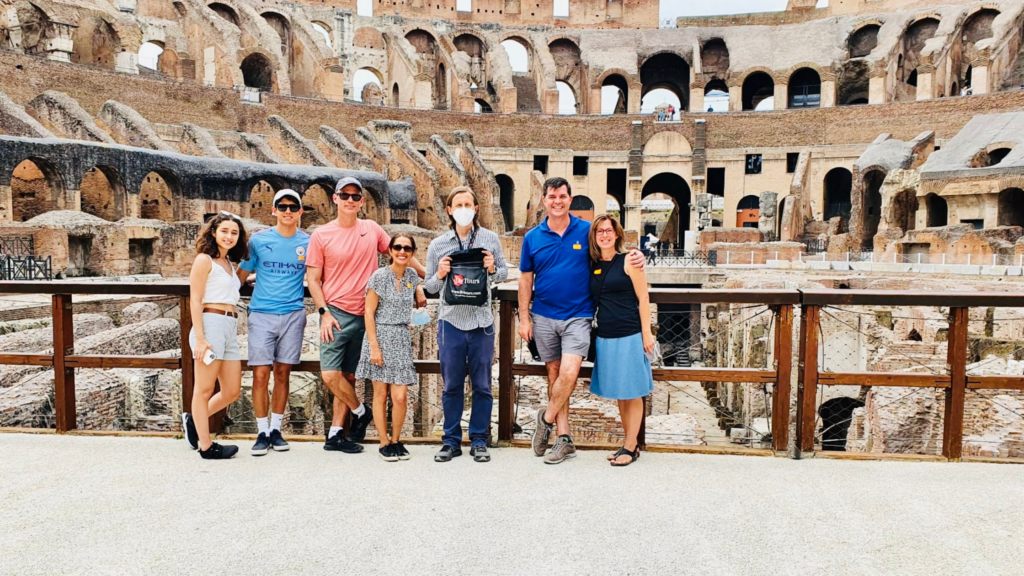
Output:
top-left (262, 261), bottom-right (305, 270)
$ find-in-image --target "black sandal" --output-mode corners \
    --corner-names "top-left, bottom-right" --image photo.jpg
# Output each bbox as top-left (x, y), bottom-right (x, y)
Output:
top-left (609, 446), bottom-right (637, 467)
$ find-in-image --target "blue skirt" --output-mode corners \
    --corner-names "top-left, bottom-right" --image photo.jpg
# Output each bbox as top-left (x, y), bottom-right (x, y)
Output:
top-left (590, 333), bottom-right (655, 400)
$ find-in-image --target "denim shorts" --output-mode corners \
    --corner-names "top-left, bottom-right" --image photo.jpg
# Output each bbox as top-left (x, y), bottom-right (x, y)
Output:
top-left (189, 313), bottom-right (241, 362)
top-left (247, 309), bottom-right (307, 366)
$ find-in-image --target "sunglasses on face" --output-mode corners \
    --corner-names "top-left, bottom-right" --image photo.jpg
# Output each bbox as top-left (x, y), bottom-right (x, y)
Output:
top-left (275, 203), bottom-right (301, 212)
top-left (391, 245), bottom-right (415, 253)
top-left (335, 192), bottom-right (362, 202)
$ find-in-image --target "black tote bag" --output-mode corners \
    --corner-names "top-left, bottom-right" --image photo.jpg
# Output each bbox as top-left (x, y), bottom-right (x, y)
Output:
top-left (444, 247), bottom-right (488, 306)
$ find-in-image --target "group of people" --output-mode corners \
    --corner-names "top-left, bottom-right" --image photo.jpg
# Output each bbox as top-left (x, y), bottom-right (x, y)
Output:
top-left (180, 174), bottom-right (656, 467)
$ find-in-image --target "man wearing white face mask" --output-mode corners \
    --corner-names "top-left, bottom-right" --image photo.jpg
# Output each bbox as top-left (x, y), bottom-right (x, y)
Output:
top-left (425, 186), bottom-right (508, 462)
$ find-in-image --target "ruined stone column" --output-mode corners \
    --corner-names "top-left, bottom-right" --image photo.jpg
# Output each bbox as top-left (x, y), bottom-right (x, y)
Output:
top-left (624, 176), bottom-right (642, 233)
top-left (758, 191), bottom-right (778, 235)
top-left (689, 86), bottom-right (704, 113)
top-left (774, 83), bottom-right (788, 110)
top-left (972, 62), bottom-right (990, 94)
top-left (628, 83), bottom-right (642, 115)
top-left (115, 52), bottom-right (139, 75)
top-left (820, 78), bottom-right (836, 108)
top-left (728, 80), bottom-right (742, 111)
top-left (45, 23), bottom-right (75, 63)
top-left (868, 74), bottom-right (886, 104)
top-left (916, 65), bottom-right (935, 101)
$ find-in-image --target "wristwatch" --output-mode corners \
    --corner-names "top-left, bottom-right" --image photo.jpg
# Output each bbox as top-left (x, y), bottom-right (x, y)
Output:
top-left (318, 307), bottom-right (328, 316)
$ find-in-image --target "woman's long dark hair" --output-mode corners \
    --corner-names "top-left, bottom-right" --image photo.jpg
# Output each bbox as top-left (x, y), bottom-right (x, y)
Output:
top-left (196, 212), bottom-right (249, 263)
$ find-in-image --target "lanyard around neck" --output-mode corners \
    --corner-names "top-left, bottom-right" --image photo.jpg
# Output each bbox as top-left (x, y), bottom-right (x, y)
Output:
top-left (455, 226), bottom-right (477, 252)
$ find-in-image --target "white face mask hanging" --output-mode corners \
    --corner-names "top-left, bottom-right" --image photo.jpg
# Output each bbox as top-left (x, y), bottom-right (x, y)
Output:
top-left (452, 207), bottom-right (476, 227)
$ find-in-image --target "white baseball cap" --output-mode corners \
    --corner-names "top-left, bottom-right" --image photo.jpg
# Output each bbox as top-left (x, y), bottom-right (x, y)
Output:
top-left (273, 189), bottom-right (302, 206)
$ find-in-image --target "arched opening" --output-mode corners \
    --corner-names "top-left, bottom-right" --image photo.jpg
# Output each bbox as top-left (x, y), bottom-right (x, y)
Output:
top-left (405, 29), bottom-right (438, 56)
top-left (777, 196), bottom-right (791, 237)
top-left (641, 89), bottom-right (681, 116)
top-left (700, 38), bottom-right (730, 78)
top-left (569, 195), bottom-right (595, 222)
top-left (139, 171), bottom-right (176, 222)
top-left (208, 3), bottom-right (239, 26)
top-left (11, 158), bottom-right (62, 222)
top-left (925, 193), bottom-right (948, 227)
top-left (240, 53), bottom-right (272, 91)
top-left (138, 41), bottom-right (164, 73)
top-left (249, 180), bottom-right (279, 225)
top-left (736, 195), bottom-right (760, 228)
top-left (641, 173), bottom-right (691, 246)
top-left (11, 3), bottom-right (52, 55)
top-left (606, 196), bottom-right (621, 222)
top-left (302, 184), bottom-right (334, 227)
top-left (392, 83), bottom-right (400, 107)
top-left (474, 99), bottom-right (493, 113)
top-left (848, 24), bottom-right (880, 58)
top-left (823, 167), bottom-right (853, 229)
top-left (951, 81), bottom-right (959, 97)
top-left (496, 174), bottom-right (515, 230)
top-left (891, 189), bottom-right (919, 234)
top-left (358, 187), bottom-right (380, 222)
top-left (963, 9), bottom-right (1000, 45)
top-left (71, 16), bottom-right (120, 70)
top-left (555, 80), bottom-right (577, 115)
top-left (80, 166), bottom-right (125, 222)
top-left (998, 188), bottom-right (1024, 227)
top-left (788, 68), bottom-right (821, 109)
top-left (972, 147), bottom-right (1013, 167)
top-left (600, 74), bottom-right (629, 115)
top-left (640, 52), bottom-right (689, 112)
top-left (353, 68), bottom-right (383, 103)
top-left (862, 169), bottom-right (885, 242)
top-left (818, 397), bottom-right (864, 451)
top-left (704, 79), bottom-right (729, 113)
top-left (261, 12), bottom-right (291, 62)
top-left (500, 38), bottom-right (530, 73)
top-left (311, 22), bottom-right (332, 49)
top-left (837, 60), bottom-right (871, 105)
top-left (454, 33), bottom-right (487, 89)
top-left (899, 18), bottom-right (940, 99)
top-left (742, 72), bottom-right (775, 111)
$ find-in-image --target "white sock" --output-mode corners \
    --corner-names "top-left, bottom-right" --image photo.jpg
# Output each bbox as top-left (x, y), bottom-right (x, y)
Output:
top-left (352, 403), bottom-right (366, 418)
top-left (329, 426), bottom-right (342, 439)
top-left (270, 412), bottom-right (284, 432)
top-left (257, 417), bottom-right (270, 436)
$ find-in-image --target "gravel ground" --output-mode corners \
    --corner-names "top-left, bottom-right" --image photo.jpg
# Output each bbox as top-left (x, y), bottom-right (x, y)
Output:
top-left (1, 434), bottom-right (1023, 575)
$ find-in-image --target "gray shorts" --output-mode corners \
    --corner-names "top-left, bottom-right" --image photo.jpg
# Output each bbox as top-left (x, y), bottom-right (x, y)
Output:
top-left (319, 306), bottom-right (366, 374)
top-left (189, 313), bottom-right (241, 362)
top-left (531, 313), bottom-right (592, 363)
top-left (247, 309), bottom-right (307, 366)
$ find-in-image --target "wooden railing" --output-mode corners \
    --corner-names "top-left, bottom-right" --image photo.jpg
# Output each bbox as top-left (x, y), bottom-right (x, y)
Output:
top-left (1, 281), bottom-right (1023, 462)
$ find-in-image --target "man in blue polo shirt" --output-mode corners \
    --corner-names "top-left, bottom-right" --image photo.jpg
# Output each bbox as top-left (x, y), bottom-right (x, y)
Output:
top-left (238, 189), bottom-right (310, 456)
top-left (518, 177), bottom-right (644, 464)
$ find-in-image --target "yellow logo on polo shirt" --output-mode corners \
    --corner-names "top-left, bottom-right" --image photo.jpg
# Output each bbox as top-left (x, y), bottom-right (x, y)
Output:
top-left (573, 242), bottom-right (582, 250)
top-left (594, 269), bottom-right (602, 275)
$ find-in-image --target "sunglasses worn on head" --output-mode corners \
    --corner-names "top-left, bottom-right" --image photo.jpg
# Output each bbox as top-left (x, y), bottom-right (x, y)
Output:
top-left (275, 203), bottom-right (301, 212)
top-left (336, 192), bottom-right (362, 201)
top-left (219, 210), bottom-right (241, 221)
top-left (392, 245), bottom-right (415, 253)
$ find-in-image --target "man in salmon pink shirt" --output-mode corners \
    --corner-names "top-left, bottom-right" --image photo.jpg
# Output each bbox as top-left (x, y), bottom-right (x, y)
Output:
top-left (306, 177), bottom-right (424, 453)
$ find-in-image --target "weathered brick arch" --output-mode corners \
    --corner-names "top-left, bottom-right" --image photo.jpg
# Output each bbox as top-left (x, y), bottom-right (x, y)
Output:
top-left (9, 156), bottom-right (65, 222)
top-left (136, 168), bottom-right (181, 222)
top-left (996, 175), bottom-right (1024, 191)
top-left (79, 164), bottom-right (126, 222)
top-left (733, 66), bottom-right (778, 88)
top-left (450, 29), bottom-right (490, 51)
top-left (594, 68), bottom-right (636, 88)
top-left (353, 27), bottom-right (384, 50)
top-left (779, 62), bottom-right (834, 84)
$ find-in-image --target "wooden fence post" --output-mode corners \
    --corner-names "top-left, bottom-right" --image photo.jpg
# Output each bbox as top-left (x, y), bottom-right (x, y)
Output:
top-left (942, 306), bottom-right (968, 460)
top-left (497, 300), bottom-right (514, 444)
top-left (772, 304), bottom-right (794, 452)
top-left (180, 296), bottom-right (194, 415)
top-left (795, 304), bottom-right (820, 454)
top-left (53, 294), bottom-right (76, 433)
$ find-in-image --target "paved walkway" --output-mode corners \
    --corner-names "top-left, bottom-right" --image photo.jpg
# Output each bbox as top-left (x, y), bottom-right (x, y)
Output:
top-left (2, 434), bottom-right (1023, 575)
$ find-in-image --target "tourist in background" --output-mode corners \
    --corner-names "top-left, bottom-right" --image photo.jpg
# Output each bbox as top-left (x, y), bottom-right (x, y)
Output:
top-left (519, 177), bottom-right (645, 464)
top-left (237, 189), bottom-right (309, 456)
top-left (588, 215), bottom-right (655, 466)
top-left (356, 234), bottom-right (426, 461)
top-left (306, 177), bottom-right (425, 454)
top-left (645, 232), bottom-right (660, 265)
top-left (425, 186), bottom-right (508, 463)
top-left (181, 211), bottom-right (248, 460)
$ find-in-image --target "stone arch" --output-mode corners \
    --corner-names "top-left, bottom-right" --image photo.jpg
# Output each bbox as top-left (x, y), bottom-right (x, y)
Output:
top-left (925, 193), bottom-right (948, 227)
top-left (600, 72), bottom-right (629, 114)
top-left (899, 16), bottom-right (940, 95)
top-left (80, 165), bottom-right (126, 222)
top-left (700, 38), bottom-right (730, 78)
top-left (353, 27), bottom-right (384, 50)
top-left (737, 194), bottom-right (760, 227)
top-left (641, 172), bottom-right (691, 246)
top-left (436, 61), bottom-right (448, 109)
top-left (555, 80), bottom-right (578, 114)
top-left (962, 7), bottom-right (1000, 45)
top-left (72, 15), bottom-right (120, 70)
top-left (10, 2), bottom-right (53, 54)
top-left (207, 2), bottom-right (239, 27)
top-left (10, 157), bottom-right (63, 222)
top-left (741, 69), bottom-right (775, 110)
top-left (890, 188), bottom-right (919, 234)
top-left (474, 98), bottom-right (493, 113)
top-left (640, 51), bottom-right (690, 111)
top-left (135, 170), bottom-right (177, 222)
top-left (824, 167), bottom-right (853, 228)
top-left (642, 131), bottom-right (692, 155)
top-left (848, 22), bottom-right (881, 58)
top-left (240, 52), bottom-right (273, 91)
top-left (311, 21), bottom-right (332, 48)
top-left (453, 32), bottom-right (487, 57)
top-left (248, 179), bottom-right (279, 225)
top-left (302, 183), bottom-right (334, 227)
top-left (499, 35), bottom-right (532, 73)
top-left (787, 67), bottom-right (821, 108)
top-left (549, 37), bottom-right (583, 95)
top-left (405, 28), bottom-right (438, 55)
top-left (998, 188), bottom-right (1024, 227)
top-left (496, 174), bottom-right (514, 230)
top-left (569, 195), bottom-right (595, 221)
top-left (392, 82), bottom-right (400, 106)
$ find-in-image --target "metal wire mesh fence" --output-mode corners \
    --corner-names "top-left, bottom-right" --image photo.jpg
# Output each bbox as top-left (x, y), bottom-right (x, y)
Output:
top-left (963, 308), bottom-right (1024, 459)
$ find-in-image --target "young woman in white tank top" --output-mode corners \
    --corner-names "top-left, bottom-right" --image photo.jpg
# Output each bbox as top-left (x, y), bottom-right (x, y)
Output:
top-left (181, 211), bottom-right (248, 460)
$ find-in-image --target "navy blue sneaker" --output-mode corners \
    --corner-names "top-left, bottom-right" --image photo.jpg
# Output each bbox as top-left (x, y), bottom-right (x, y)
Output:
top-left (325, 430), bottom-right (364, 453)
top-left (394, 441), bottom-right (411, 460)
top-left (268, 430), bottom-right (289, 452)
top-left (251, 433), bottom-right (270, 456)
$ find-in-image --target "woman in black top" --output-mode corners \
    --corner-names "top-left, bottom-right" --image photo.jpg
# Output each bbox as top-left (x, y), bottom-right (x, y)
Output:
top-left (588, 215), bottom-right (655, 466)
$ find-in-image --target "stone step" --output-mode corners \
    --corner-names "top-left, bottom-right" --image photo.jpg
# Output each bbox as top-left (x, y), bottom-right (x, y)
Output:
top-left (512, 74), bottom-right (542, 113)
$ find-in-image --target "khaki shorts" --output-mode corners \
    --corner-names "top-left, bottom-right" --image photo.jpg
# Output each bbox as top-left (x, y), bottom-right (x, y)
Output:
top-left (531, 313), bottom-right (591, 363)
